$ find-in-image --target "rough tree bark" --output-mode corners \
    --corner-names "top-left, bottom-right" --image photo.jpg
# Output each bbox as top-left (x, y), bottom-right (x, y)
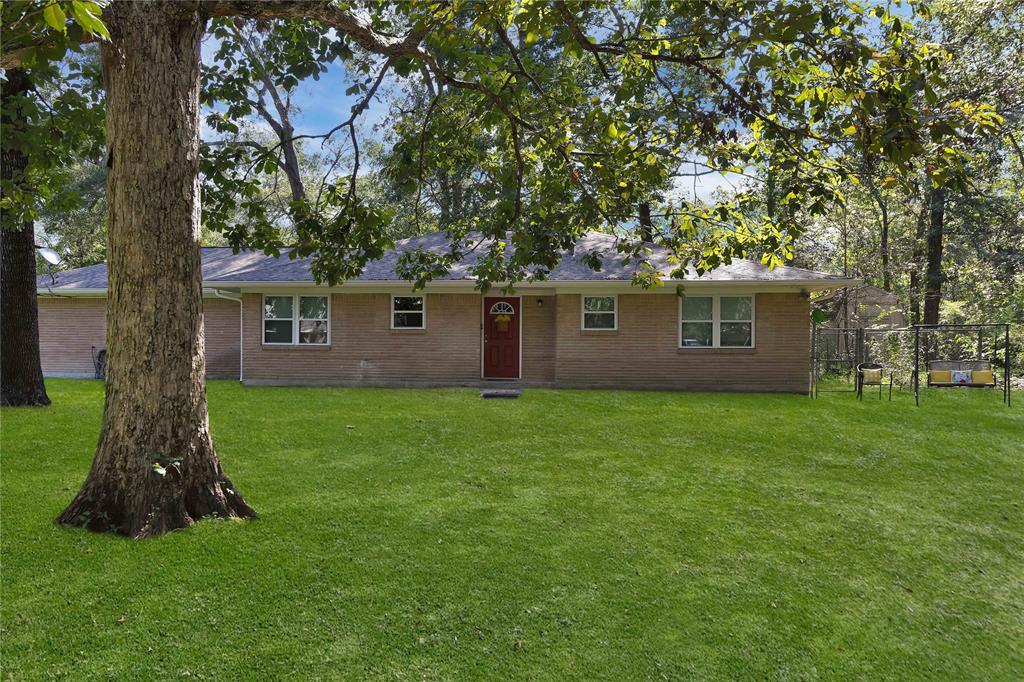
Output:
top-left (56, 2), bottom-right (254, 538)
top-left (922, 184), bottom-right (946, 325)
top-left (1, 69), bottom-right (51, 407)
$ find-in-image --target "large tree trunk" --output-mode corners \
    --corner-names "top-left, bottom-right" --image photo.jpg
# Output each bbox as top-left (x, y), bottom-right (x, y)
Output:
top-left (57, 2), bottom-right (254, 538)
top-left (922, 185), bottom-right (946, 325)
top-left (1, 69), bottom-right (51, 407)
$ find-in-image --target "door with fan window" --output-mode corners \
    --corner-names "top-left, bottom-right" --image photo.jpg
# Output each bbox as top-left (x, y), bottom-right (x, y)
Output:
top-left (483, 297), bottom-right (520, 379)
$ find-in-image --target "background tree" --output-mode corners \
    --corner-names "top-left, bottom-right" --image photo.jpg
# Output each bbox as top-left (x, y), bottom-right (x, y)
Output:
top-left (1, 3), bottom-right (105, 406)
top-left (788, 0), bottom-right (1022, 331)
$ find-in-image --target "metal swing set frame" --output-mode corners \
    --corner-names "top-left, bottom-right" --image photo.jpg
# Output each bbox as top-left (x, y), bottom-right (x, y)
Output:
top-left (811, 322), bottom-right (1014, 407)
top-left (911, 323), bottom-right (1012, 407)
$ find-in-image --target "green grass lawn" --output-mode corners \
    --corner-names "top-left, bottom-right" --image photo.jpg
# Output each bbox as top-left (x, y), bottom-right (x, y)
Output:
top-left (2, 380), bottom-right (1022, 680)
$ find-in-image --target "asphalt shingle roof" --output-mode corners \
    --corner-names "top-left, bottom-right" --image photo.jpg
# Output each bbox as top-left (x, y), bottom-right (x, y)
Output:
top-left (37, 231), bottom-right (847, 291)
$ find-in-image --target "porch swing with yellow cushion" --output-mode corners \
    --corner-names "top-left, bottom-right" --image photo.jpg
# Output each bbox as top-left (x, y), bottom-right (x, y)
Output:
top-left (912, 323), bottom-right (1012, 407)
top-left (926, 360), bottom-right (997, 388)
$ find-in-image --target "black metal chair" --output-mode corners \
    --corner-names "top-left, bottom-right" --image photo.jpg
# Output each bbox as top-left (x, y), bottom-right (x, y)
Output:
top-left (856, 362), bottom-right (892, 400)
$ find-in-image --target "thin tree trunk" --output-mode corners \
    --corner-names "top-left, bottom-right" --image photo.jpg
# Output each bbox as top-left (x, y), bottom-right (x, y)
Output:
top-left (909, 188), bottom-right (928, 325)
top-left (860, 154), bottom-right (891, 291)
top-left (879, 202), bottom-right (891, 292)
top-left (231, 23), bottom-right (305, 203)
top-left (922, 185), bottom-right (946, 325)
top-left (1, 69), bottom-right (51, 407)
top-left (638, 202), bottom-right (653, 241)
top-left (57, 2), bottom-right (254, 538)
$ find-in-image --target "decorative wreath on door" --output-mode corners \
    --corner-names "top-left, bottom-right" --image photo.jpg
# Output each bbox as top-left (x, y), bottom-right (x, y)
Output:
top-left (489, 302), bottom-right (515, 332)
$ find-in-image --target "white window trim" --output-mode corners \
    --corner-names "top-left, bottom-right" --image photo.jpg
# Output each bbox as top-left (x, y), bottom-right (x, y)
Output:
top-left (678, 294), bottom-right (755, 348)
top-left (581, 294), bottom-right (618, 331)
top-left (391, 294), bottom-right (426, 330)
top-left (262, 294), bottom-right (331, 346)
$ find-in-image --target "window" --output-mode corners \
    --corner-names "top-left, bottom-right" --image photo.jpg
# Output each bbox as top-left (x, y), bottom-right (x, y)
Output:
top-left (679, 295), bottom-right (754, 348)
top-left (298, 296), bottom-right (329, 344)
top-left (263, 296), bottom-right (294, 344)
top-left (719, 296), bottom-right (753, 347)
top-left (582, 295), bottom-right (617, 330)
top-left (489, 301), bottom-right (515, 315)
top-left (263, 295), bottom-right (329, 345)
top-left (680, 296), bottom-right (713, 347)
top-left (392, 295), bottom-right (425, 329)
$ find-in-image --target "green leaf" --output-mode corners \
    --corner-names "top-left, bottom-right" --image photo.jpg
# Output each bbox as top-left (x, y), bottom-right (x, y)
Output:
top-left (606, 122), bottom-right (619, 139)
top-left (70, 1), bottom-right (110, 39)
top-left (43, 2), bottom-right (68, 33)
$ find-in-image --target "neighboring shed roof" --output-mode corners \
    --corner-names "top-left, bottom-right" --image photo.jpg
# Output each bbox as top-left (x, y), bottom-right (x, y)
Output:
top-left (37, 231), bottom-right (852, 292)
top-left (815, 284), bottom-right (899, 304)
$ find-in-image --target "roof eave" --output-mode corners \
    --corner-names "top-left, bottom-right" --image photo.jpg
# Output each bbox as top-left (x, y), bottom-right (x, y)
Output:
top-left (38, 276), bottom-right (862, 296)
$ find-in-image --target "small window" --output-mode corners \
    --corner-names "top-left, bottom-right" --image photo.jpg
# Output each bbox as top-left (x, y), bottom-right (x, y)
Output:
top-left (489, 301), bottom-right (515, 315)
top-left (392, 295), bottom-right (425, 329)
top-left (679, 295), bottom-right (754, 348)
top-left (582, 295), bottom-right (617, 330)
top-left (263, 294), bottom-right (329, 345)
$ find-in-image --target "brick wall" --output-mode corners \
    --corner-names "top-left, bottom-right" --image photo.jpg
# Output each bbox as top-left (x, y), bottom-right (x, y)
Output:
top-left (241, 293), bottom-right (483, 385)
top-left (38, 290), bottom-right (810, 391)
top-left (37, 296), bottom-right (241, 379)
top-left (553, 293), bottom-right (809, 392)
top-left (521, 295), bottom-right (556, 383)
top-left (203, 297), bottom-right (241, 379)
top-left (37, 297), bottom-right (106, 377)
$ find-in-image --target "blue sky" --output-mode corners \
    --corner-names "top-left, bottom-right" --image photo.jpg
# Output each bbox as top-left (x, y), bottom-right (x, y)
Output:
top-left (200, 37), bottom-right (391, 140)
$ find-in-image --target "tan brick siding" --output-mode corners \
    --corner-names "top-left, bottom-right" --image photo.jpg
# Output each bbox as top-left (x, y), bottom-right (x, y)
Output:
top-left (38, 290), bottom-right (809, 391)
top-left (553, 292), bottom-right (810, 392)
top-left (37, 297), bottom-right (106, 377)
top-left (37, 296), bottom-right (240, 379)
top-left (242, 293), bottom-right (483, 385)
top-left (522, 295), bottom-right (556, 383)
top-left (203, 297), bottom-right (241, 379)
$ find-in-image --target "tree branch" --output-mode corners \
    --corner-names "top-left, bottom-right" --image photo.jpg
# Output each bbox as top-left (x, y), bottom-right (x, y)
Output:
top-left (204, 1), bottom-right (427, 58)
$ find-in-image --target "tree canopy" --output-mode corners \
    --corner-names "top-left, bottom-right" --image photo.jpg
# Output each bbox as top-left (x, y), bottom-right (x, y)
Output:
top-left (190, 0), bottom-right (1003, 290)
top-left (5, 1), bottom-right (1004, 291)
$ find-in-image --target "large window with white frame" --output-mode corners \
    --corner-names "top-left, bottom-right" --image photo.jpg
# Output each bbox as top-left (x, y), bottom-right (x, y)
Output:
top-left (581, 295), bottom-right (617, 330)
top-left (679, 295), bottom-right (754, 348)
top-left (263, 295), bottom-right (329, 345)
top-left (391, 295), bottom-right (425, 329)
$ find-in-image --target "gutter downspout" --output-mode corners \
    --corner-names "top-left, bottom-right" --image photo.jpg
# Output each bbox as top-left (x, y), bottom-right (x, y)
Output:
top-left (211, 289), bottom-right (244, 383)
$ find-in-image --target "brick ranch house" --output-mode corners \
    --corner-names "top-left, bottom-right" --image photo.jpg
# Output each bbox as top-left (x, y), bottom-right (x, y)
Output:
top-left (35, 232), bottom-right (857, 392)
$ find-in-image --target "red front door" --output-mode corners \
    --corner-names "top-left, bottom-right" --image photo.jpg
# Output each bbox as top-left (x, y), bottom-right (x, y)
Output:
top-left (483, 297), bottom-right (520, 379)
